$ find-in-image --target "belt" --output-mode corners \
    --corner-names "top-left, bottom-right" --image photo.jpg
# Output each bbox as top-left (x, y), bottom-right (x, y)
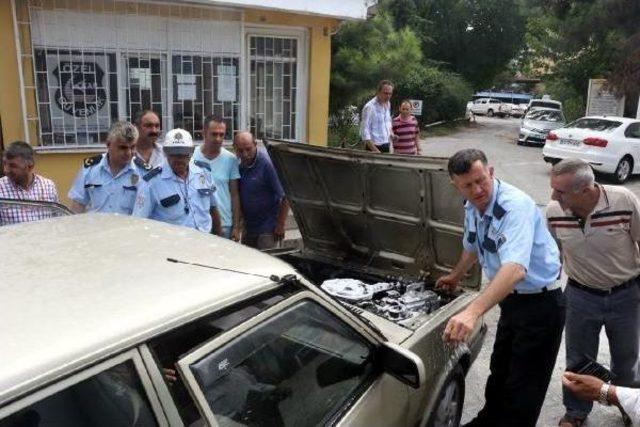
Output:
top-left (567, 277), bottom-right (638, 296)
top-left (512, 282), bottom-right (562, 295)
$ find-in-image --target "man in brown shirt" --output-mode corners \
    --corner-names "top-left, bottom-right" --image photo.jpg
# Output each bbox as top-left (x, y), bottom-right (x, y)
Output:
top-left (547, 158), bottom-right (640, 427)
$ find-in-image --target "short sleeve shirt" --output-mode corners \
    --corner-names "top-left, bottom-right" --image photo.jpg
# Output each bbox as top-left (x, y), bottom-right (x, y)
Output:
top-left (68, 154), bottom-right (143, 214)
top-left (132, 162), bottom-right (217, 232)
top-left (238, 149), bottom-right (284, 235)
top-left (191, 146), bottom-right (240, 228)
top-left (463, 179), bottom-right (561, 292)
top-left (0, 175), bottom-right (59, 225)
top-left (546, 184), bottom-right (640, 289)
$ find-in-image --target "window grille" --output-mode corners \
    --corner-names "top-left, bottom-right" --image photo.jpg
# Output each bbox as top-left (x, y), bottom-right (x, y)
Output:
top-left (16, 0), bottom-right (242, 148)
top-left (249, 36), bottom-right (298, 141)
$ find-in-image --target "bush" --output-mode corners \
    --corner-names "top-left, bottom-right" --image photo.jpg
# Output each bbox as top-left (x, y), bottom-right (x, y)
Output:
top-left (393, 65), bottom-right (473, 123)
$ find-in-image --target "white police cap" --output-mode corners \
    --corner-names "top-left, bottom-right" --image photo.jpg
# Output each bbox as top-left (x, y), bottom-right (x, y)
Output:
top-left (162, 128), bottom-right (194, 155)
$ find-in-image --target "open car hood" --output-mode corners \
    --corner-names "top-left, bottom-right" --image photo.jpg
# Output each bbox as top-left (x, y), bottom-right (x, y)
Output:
top-left (265, 140), bottom-right (480, 290)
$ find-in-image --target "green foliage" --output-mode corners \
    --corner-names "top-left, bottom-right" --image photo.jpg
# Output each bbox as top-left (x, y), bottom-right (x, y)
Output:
top-left (385, 0), bottom-right (527, 88)
top-left (393, 66), bottom-right (473, 122)
top-left (330, 12), bottom-right (423, 114)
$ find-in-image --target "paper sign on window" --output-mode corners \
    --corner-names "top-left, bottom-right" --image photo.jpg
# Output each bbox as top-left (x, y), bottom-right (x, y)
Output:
top-left (217, 65), bottom-right (236, 102)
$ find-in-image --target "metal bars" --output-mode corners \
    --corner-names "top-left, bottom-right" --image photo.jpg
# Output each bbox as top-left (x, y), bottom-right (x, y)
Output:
top-left (249, 35), bottom-right (297, 141)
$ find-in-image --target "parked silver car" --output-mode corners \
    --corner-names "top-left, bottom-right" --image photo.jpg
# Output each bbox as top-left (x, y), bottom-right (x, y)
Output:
top-left (518, 108), bottom-right (566, 146)
top-left (0, 143), bottom-right (486, 427)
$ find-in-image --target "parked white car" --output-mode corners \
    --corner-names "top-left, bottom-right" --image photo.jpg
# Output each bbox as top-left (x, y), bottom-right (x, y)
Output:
top-left (470, 98), bottom-right (503, 117)
top-left (526, 98), bottom-right (562, 114)
top-left (0, 141), bottom-right (487, 427)
top-left (518, 108), bottom-right (566, 146)
top-left (542, 116), bottom-right (640, 183)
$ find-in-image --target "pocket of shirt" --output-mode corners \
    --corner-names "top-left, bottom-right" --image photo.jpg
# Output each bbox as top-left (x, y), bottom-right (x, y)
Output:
top-left (86, 186), bottom-right (107, 209)
top-left (120, 186), bottom-right (137, 213)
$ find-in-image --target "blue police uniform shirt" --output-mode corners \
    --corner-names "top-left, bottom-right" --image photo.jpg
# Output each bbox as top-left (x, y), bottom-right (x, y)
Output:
top-left (462, 179), bottom-right (560, 292)
top-left (68, 154), bottom-right (150, 214)
top-left (132, 161), bottom-right (217, 232)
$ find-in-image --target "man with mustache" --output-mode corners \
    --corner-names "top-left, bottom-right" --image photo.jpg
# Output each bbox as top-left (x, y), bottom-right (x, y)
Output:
top-left (0, 141), bottom-right (58, 225)
top-left (134, 109), bottom-right (164, 168)
top-left (133, 128), bottom-right (221, 234)
top-left (438, 148), bottom-right (565, 427)
top-left (68, 121), bottom-right (149, 214)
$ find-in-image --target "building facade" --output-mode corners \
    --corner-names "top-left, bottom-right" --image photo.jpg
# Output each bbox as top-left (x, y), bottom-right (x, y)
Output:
top-left (0, 0), bottom-right (370, 203)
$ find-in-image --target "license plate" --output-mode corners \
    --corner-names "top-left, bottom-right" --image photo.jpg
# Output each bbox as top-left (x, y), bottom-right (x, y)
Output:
top-left (559, 138), bottom-right (580, 147)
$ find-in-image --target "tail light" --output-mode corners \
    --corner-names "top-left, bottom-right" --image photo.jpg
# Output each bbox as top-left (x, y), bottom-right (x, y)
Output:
top-left (583, 137), bottom-right (608, 147)
top-left (546, 132), bottom-right (558, 141)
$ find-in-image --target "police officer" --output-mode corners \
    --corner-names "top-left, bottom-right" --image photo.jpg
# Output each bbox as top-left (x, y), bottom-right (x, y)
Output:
top-left (437, 149), bottom-right (565, 427)
top-left (133, 128), bottom-right (222, 234)
top-left (69, 121), bottom-right (150, 214)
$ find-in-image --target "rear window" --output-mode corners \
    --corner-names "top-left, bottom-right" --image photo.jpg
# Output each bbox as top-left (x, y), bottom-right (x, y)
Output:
top-left (525, 110), bottom-right (565, 122)
top-left (567, 118), bottom-right (623, 132)
top-left (530, 101), bottom-right (560, 110)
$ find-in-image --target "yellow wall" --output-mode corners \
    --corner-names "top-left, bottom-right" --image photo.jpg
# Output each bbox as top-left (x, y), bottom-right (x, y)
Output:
top-left (0, 2), bottom-right (338, 205)
top-left (0, 2), bottom-right (24, 145)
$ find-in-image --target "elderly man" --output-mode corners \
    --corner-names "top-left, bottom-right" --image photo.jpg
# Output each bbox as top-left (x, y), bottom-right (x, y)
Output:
top-left (191, 115), bottom-right (241, 240)
top-left (437, 149), bottom-right (565, 427)
top-left (0, 141), bottom-right (58, 225)
top-left (133, 128), bottom-right (221, 234)
top-left (547, 159), bottom-right (640, 427)
top-left (233, 131), bottom-right (289, 249)
top-left (68, 121), bottom-right (150, 214)
top-left (133, 109), bottom-right (164, 168)
top-left (360, 79), bottom-right (394, 153)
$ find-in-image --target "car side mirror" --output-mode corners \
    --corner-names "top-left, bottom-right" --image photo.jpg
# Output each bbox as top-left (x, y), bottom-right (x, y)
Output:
top-left (378, 342), bottom-right (425, 389)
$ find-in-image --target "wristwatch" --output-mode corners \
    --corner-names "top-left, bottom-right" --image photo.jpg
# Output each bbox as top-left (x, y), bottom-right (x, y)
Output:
top-left (599, 383), bottom-right (611, 405)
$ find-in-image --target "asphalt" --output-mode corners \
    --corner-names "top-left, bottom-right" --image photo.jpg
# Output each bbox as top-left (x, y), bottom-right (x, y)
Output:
top-left (420, 115), bottom-right (635, 427)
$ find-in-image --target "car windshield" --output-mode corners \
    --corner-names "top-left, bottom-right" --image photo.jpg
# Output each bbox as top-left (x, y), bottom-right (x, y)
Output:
top-left (567, 118), bottom-right (623, 132)
top-left (530, 101), bottom-right (560, 110)
top-left (525, 110), bottom-right (565, 122)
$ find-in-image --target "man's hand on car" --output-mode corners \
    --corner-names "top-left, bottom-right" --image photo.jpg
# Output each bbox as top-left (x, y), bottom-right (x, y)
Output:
top-left (442, 307), bottom-right (480, 344)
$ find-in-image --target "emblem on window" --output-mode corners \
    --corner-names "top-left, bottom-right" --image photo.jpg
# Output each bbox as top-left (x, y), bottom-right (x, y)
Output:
top-left (218, 358), bottom-right (230, 371)
top-left (53, 61), bottom-right (107, 118)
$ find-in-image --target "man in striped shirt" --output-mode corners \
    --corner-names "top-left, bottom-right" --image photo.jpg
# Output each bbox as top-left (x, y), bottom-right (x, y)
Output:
top-left (392, 100), bottom-right (421, 155)
top-left (547, 159), bottom-right (640, 427)
top-left (0, 141), bottom-right (59, 225)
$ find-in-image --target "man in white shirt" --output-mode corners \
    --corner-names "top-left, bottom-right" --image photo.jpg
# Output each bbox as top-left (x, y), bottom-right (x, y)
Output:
top-left (133, 109), bottom-right (164, 168)
top-left (360, 80), bottom-right (394, 153)
top-left (563, 371), bottom-right (638, 426)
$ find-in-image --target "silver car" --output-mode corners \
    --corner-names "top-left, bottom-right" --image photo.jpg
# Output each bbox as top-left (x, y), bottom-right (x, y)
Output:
top-left (518, 108), bottom-right (566, 146)
top-left (0, 142), bottom-right (485, 427)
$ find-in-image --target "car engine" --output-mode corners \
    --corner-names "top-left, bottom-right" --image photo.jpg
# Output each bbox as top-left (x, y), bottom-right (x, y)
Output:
top-left (321, 278), bottom-right (442, 323)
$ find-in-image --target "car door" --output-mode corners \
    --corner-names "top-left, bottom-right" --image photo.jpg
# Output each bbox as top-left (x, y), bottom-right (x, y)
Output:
top-left (471, 99), bottom-right (485, 114)
top-left (175, 292), bottom-right (411, 427)
top-left (623, 122), bottom-right (640, 173)
top-left (0, 349), bottom-right (167, 426)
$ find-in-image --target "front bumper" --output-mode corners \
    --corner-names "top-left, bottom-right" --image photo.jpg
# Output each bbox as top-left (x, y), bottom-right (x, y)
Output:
top-left (518, 128), bottom-right (547, 145)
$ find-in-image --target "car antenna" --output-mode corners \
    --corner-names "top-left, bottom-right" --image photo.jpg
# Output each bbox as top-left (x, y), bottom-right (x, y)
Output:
top-left (166, 257), bottom-right (295, 284)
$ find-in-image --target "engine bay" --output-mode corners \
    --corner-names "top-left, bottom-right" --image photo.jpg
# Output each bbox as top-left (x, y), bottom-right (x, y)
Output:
top-left (276, 252), bottom-right (459, 328)
top-left (321, 278), bottom-right (443, 323)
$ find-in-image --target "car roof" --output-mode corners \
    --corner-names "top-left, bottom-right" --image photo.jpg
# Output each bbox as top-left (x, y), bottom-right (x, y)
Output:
top-left (578, 115), bottom-right (638, 123)
top-left (0, 214), bottom-right (296, 406)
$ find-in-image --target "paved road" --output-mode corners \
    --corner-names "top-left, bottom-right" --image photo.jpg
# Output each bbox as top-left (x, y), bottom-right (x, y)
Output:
top-left (420, 116), bottom-right (637, 426)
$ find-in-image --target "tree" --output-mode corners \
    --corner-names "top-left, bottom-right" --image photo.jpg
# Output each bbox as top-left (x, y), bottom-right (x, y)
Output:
top-left (384, 0), bottom-right (527, 88)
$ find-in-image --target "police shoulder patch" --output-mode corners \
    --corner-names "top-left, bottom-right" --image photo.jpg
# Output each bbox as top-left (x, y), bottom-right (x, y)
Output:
top-left (193, 160), bottom-right (211, 171)
top-left (83, 155), bottom-right (103, 168)
top-left (143, 167), bottom-right (162, 182)
top-left (133, 156), bottom-right (152, 171)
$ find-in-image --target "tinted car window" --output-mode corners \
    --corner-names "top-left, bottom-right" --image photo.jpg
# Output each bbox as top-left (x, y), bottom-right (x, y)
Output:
top-left (0, 360), bottom-right (157, 427)
top-left (525, 110), bottom-right (565, 122)
top-left (530, 101), bottom-right (560, 110)
top-left (624, 123), bottom-right (640, 138)
top-left (567, 118), bottom-right (623, 131)
top-left (148, 287), bottom-right (297, 425)
top-left (187, 300), bottom-right (376, 427)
